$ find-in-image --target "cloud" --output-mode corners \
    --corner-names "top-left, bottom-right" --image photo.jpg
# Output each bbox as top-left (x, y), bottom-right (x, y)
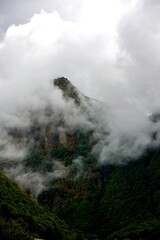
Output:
top-left (92, 108), bottom-right (152, 164)
top-left (0, 8), bottom-right (121, 118)
top-left (4, 160), bottom-right (69, 197)
top-left (1, 0), bottom-right (160, 115)
top-left (117, 0), bottom-right (160, 112)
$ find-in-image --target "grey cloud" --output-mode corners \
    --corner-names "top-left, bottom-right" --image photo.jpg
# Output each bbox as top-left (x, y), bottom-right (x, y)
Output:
top-left (92, 108), bottom-right (152, 164)
top-left (4, 160), bottom-right (69, 197)
top-left (117, 0), bottom-right (160, 112)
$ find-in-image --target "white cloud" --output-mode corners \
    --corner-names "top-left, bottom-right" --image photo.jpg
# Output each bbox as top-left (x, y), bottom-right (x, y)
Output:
top-left (117, 0), bottom-right (160, 112)
top-left (0, 8), bottom-right (121, 114)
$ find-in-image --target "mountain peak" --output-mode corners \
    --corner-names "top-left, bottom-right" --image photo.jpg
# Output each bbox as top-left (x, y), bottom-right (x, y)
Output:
top-left (54, 77), bottom-right (71, 89)
top-left (53, 77), bottom-right (81, 105)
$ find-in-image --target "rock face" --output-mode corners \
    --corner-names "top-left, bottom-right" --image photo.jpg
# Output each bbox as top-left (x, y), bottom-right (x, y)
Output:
top-left (53, 77), bottom-right (102, 115)
top-left (54, 77), bottom-right (82, 105)
top-left (150, 112), bottom-right (160, 123)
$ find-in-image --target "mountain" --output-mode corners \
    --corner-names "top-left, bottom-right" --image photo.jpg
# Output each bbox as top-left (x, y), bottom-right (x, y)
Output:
top-left (1, 77), bottom-right (160, 240)
top-left (54, 77), bottom-right (83, 105)
top-left (53, 77), bottom-right (98, 106)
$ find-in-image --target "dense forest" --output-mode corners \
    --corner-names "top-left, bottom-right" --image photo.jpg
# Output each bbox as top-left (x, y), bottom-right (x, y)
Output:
top-left (37, 133), bottom-right (160, 240)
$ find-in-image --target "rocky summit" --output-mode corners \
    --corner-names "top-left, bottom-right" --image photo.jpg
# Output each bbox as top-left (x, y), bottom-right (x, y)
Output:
top-left (54, 77), bottom-right (82, 105)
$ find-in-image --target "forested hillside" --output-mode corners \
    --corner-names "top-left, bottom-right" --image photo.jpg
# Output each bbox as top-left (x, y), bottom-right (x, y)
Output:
top-left (0, 172), bottom-right (84, 240)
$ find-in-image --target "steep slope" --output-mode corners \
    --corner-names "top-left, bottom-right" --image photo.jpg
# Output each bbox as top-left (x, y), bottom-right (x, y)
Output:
top-left (54, 77), bottom-right (82, 106)
top-left (53, 77), bottom-right (98, 106)
top-left (37, 149), bottom-right (160, 240)
top-left (0, 172), bottom-right (82, 240)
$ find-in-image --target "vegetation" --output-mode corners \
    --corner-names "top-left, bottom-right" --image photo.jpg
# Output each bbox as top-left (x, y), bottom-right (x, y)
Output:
top-left (0, 172), bottom-right (81, 240)
top-left (37, 146), bottom-right (160, 240)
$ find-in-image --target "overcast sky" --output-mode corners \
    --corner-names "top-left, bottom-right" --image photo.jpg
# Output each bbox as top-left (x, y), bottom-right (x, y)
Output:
top-left (0, 0), bottom-right (160, 113)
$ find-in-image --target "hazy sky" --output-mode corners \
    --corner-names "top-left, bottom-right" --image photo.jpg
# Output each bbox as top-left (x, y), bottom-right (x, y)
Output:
top-left (0, 0), bottom-right (133, 29)
top-left (0, 0), bottom-right (160, 113)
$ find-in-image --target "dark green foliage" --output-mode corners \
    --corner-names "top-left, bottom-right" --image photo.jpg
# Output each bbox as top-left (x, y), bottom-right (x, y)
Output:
top-left (99, 158), bottom-right (155, 236)
top-left (0, 172), bottom-right (80, 240)
top-left (0, 217), bottom-right (32, 240)
top-left (50, 131), bottom-right (92, 165)
top-left (107, 219), bottom-right (160, 240)
top-left (38, 147), bottom-right (160, 240)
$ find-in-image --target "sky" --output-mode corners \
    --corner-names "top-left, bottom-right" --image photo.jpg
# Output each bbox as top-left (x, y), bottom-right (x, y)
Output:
top-left (0, 0), bottom-right (159, 112)
top-left (1, 0), bottom-right (159, 112)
